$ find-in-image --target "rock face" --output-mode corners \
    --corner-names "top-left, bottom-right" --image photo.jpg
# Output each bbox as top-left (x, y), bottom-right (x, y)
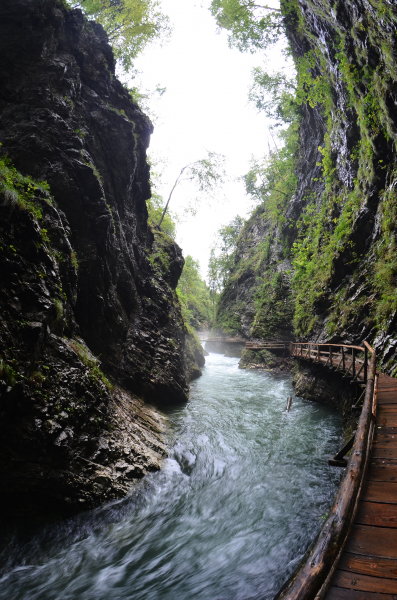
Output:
top-left (216, 204), bottom-right (294, 341)
top-left (217, 0), bottom-right (397, 376)
top-left (292, 361), bottom-right (361, 418)
top-left (0, 0), bottom-right (195, 515)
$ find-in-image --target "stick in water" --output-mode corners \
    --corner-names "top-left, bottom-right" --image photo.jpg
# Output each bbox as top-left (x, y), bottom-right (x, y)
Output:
top-left (286, 396), bottom-right (292, 412)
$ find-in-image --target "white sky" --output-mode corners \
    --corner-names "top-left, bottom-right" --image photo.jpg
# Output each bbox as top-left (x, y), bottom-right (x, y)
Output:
top-left (128, 0), bottom-right (286, 278)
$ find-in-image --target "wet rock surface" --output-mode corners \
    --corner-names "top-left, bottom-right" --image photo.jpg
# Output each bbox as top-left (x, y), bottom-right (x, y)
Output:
top-left (0, 0), bottom-right (194, 515)
top-left (239, 348), bottom-right (292, 373)
top-left (292, 361), bottom-right (361, 417)
top-left (218, 0), bottom-right (397, 375)
top-left (283, 0), bottom-right (397, 372)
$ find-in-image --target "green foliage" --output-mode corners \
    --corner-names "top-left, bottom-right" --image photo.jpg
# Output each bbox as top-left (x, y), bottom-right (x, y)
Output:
top-left (373, 181), bottom-right (397, 331)
top-left (147, 193), bottom-right (176, 238)
top-left (0, 157), bottom-right (52, 238)
top-left (244, 121), bottom-right (299, 226)
top-left (208, 216), bottom-right (244, 294)
top-left (69, 339), bottom-right (113, 390)
top-left (295, 50), bottom-right (332, 111)
top-left (0, 358), bottom-right (18, 387)
top-left (249, 68), bottom-right (297, 124)
top-left (210, 0), bottom-right (283, 53)
top-left (216, 300), bottom-right (246, 335)
top-left (240, 347), bottom-right (281, 369)
top-left (291, 183), bottom-right (364, 335)
top-left (158, 152), bottom-right (225, 228)
top-left (252, 272), bottom-right (293, 338)
top-left (177, 256), bottom-right (212, 329)
top-left (148, 228), bottom-right (173, 275)
top-left (211, 0), bottom-right (397, 353)
top-left (67, 0), bottom-right (170, 70)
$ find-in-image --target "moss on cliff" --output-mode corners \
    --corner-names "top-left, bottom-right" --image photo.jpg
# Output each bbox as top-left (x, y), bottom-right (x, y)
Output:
top-left (217, 0), bottom-right (397, 373)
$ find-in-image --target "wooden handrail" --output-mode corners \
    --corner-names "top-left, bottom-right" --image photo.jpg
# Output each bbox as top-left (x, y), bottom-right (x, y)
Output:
top-left (363, 340), bottom-right (375, 354)
top-left (291, 342), bottom-right (366, 352)
top-left (274, 349), bottom-right (377, 600)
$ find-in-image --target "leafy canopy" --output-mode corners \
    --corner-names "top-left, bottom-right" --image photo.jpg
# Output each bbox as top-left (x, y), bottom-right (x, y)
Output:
top-left (208, 216), bottom-right (244, 294)
top-left (244, 120), bottom-right (298, 225)
top-left (210, 0), bottom-right (282, 53)
top-left (177, 256), bottom-right (212, 329)
top-left (249, 67), bottom-right (297, 124)
top-left (67, 0), bottom-right (170, 69)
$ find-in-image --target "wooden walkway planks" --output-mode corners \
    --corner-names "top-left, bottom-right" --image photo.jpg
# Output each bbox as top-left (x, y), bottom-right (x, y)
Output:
top-left (324, 373), bottom-right (397, 599)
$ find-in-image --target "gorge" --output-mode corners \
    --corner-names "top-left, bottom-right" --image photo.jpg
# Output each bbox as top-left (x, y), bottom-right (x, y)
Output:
top-left (0, 0), bottom-right (397, 597)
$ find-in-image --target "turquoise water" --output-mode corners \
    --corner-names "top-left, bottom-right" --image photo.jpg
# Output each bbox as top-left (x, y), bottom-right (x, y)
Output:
top-left (0, 352), bottom-right (342, 599)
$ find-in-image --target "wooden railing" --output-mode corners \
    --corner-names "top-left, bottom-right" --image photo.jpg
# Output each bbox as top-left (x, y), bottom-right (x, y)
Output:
top-left (203, 336), bottom-right (246, 344)
top-left (245, 340), bottom-right (291, 351)
top-left (274, 342), bottom-right (377, 600)
top-left (289, 341), bottom-right (372, 384)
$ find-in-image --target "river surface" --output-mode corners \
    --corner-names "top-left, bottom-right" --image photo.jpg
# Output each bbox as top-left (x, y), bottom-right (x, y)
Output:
top-left (0, 352), bottom-right (343, 600)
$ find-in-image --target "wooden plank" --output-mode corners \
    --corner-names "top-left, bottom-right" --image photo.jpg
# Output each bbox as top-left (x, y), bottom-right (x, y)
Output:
top-left (332, 569), bottom-right (397, 594)
top-left (373, 435), bottom-right (397, 447)
top-left (355, 501), bottom-right (397, 527)
top-left (374, 430), bottom-right (397, 438)
top-left (368, 463), bottom-right (397, 482)
top-left (378, 385), bottom-right (397, 390)
top-left (326, 585), bottom-right (397, 599)
top-left (339, 552), bottom-right (397, 579)
top-left (377, 396), bottom-right (397, 404)
top-left (362, 481), bottom-right (397, 503)
top-left (372, 447), bottom-right (397, 459)
top-left (373, 428), bottom-right (397, 436)
top-left (346, 524), bottom-right (397, 558)
top-left (376, 414), bottom-right (397, 427)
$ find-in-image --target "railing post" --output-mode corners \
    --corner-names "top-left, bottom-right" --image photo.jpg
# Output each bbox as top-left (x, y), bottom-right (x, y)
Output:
top-left (364, 347), bottom-right (368, 384)
top-left (330, 346), bottom-right (333, 367)
top-left (352, 348), bottom-right (356, 378)
top-left (342, 347), bottom-right (345, 371)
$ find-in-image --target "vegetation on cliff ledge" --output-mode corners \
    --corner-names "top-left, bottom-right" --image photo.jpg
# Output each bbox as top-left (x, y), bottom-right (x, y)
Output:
top-left (210, 0), bottom-right (397, 373)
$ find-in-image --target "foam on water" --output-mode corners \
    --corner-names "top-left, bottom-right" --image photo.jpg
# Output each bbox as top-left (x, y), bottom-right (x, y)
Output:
top-left (0, 352), bottom-right (342, 600)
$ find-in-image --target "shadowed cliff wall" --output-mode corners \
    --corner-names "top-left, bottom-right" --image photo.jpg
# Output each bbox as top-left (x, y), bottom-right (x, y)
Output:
top-left (0, 0), bottom-right (195, 514)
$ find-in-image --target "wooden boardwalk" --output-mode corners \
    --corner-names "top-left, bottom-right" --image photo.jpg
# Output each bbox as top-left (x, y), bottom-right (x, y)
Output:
top-left (324, 372), bottom-right (397, 599)
top-left (251, 341), bottom-right (397, 599)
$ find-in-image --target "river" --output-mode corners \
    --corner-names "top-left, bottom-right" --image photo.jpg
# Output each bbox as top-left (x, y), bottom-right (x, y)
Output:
top-left (0, 352), bottom-right (342, 600)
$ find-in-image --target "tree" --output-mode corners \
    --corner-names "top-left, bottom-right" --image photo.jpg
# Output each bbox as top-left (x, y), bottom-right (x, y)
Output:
top-left (66, 0), bottom-right (169, 69)
top-left (243, 121), bottom-right (298, 224)
top-left (208, 216), bottom-right (244, 293)
top-left (177, 256), bottom-right (212, 329)
top-left (249, 68), bottom-right (297, 124)
top-left (210, 0), bottom-right (282, 53)
top-left (146, 193), bottom-right (176, 238)
top-left (158, 151), bottom-right (225, 228)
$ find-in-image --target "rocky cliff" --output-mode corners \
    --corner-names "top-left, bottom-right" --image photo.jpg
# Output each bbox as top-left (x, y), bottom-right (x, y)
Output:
top-left (0, 0), bottom-right (198, 515)
top-left (217, 0), bottom-right (397, 376)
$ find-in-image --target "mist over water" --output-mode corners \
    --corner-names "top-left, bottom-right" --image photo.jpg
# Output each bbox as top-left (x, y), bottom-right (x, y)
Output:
top-left (0, 352), bottom-right (342, 600)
